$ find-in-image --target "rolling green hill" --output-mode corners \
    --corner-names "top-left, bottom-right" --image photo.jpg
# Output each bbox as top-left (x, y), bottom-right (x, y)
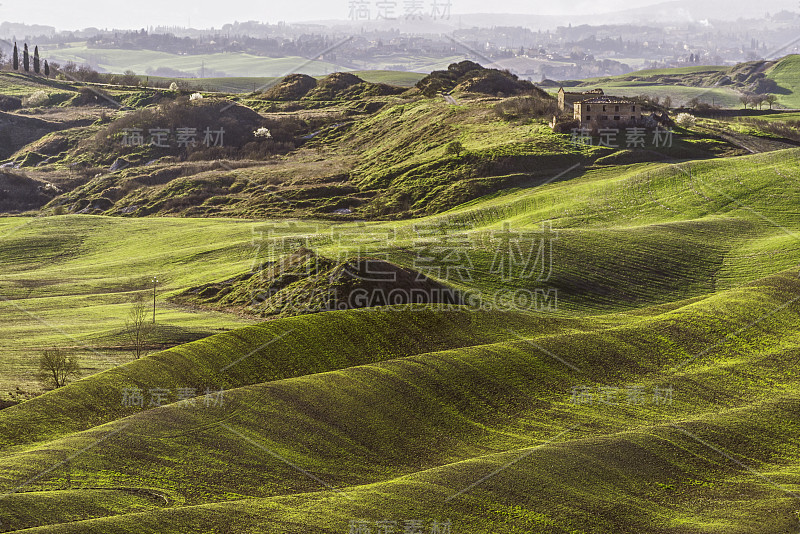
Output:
top-left (766, 54), bottom-right (800, 108)
top-left (2, 145), bottom-right (800, 530)
top-left (3, 268), bottom-right (800, 531)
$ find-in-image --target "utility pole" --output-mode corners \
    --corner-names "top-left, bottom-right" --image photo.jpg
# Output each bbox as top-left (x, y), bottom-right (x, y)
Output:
top-left (152, 277), bottom-right (158, 323)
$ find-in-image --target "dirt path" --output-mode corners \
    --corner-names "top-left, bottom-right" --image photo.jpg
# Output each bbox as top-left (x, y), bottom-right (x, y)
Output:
top-left (701, 124), bottom-right (799, 154)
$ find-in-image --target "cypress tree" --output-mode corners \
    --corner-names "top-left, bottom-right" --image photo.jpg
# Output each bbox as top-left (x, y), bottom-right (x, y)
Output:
top-left (23, 43), bottom-right (29, 72)
top-left (33, 46), bottom-right (40, 74)
top-left (44, 60), bottom-right (50, 77)
top-left (12, 42), bottom-right (18, 70)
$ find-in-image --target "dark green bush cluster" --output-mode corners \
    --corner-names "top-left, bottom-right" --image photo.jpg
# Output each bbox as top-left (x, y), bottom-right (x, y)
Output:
top-left (416, 61), bottom-right (547, 98)
top-left (494, 95), bottom-right (559, 121)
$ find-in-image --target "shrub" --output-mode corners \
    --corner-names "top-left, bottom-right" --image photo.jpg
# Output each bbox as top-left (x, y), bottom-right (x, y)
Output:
top-left (23, 90), bottom-right (49, 107)
top-left (74, 87), bottom-right (115, 106)
top-left (675, 113), bottom-right (696, 128)
top-left (189, 92), bottom-right (203, 101)
top-left (0, 95), bottom-right (22, 111)
top-left (494, 95), bottom-right (559, 120)
top-left (254, 127), bottom-right (272, 139)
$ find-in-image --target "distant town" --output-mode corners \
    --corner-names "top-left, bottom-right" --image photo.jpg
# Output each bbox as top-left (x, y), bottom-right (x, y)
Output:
top-left (1, 7), bottom-right (799, 80)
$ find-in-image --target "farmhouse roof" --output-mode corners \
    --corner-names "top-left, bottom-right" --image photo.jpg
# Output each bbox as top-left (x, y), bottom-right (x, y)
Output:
top-left (578, 96), bottom-right (635, 104)
top-left (559, 87), bottom-right (605, 96)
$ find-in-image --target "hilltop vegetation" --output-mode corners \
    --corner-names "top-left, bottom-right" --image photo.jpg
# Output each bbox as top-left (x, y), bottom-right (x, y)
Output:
top-left (415, 60), bottom-right (548, 97)
top-left (175, 248), bottom-right (463, 317)
top-left (0, 59), bottom-right (776, 221)
top-left (258, 72), bottom-right (405, 101)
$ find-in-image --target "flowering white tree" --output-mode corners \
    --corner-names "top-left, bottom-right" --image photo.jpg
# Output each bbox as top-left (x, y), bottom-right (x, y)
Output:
top-left (675, 113), bottom-right (696, 128)
top-left (254, 127), bottom-right (272, 139)
top-left (24, 90), bottom-right (49, 107)
top-left (189, 92), bottom-right (203, 101)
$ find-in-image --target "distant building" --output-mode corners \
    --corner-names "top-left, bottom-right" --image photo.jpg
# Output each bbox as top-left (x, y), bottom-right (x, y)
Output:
top-left (557, 87), bottom-right (604, 112)
top-left (573, 97), bottom-right (641, 127)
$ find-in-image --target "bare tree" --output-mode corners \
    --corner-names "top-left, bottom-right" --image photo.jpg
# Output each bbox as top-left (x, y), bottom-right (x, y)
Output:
top-left (38, 349), bottom-right (81, 389)
top-left (764, 94), bottom-right (778, 110)
top-left (750, 94), bottom-right (765, 110)
top-left (739, 94), bottom-right (751, 109)
top-left (126, 296), bottom-right (152, 359)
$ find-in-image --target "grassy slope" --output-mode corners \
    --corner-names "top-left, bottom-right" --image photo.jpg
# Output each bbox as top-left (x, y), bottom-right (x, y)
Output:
top-left (0, 307), bottom-right (585, 451)
top-left (750, 111), bottom-right (800, 122)
top-left (3, 146), bottom-right (800, 531)
top-left (45, 95), bottom-right (603, 219)
top-left (4, 270), bottom-right (800, 531)
top-left (0, 72), bottom-right (79, 97)
top-left (766, 54), bottom-right (800, 108)
top-left (4, 149), bottom-right (800, 392)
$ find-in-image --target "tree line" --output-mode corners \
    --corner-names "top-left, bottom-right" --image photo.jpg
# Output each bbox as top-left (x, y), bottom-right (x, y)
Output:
top-left (2, 41), bottom-right (50, 76)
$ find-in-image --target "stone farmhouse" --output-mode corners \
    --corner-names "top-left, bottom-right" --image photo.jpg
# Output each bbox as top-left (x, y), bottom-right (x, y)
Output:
top-left (573, 96), bottom-right (641, 127)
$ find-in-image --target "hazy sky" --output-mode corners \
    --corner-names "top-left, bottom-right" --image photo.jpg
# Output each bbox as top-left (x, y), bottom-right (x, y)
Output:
top-left (0, 0), bottom-right (795, 30)
top-left (0, 0), bottom-right (685, 30)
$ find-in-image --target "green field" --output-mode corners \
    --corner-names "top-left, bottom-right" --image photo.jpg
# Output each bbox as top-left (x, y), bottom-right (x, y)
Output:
top-left (39, 43), bottom-right (457, 80)
top-left (2, 144), bottom-right (800, 531)
top-left (749, 111), bottom-right (800, 122)
top-left (39, 44), bottom-right (344, 77)
top-left (556, 55), bottom-right (800, 109)
top-left (552, 82), bottom-right (744, 108)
